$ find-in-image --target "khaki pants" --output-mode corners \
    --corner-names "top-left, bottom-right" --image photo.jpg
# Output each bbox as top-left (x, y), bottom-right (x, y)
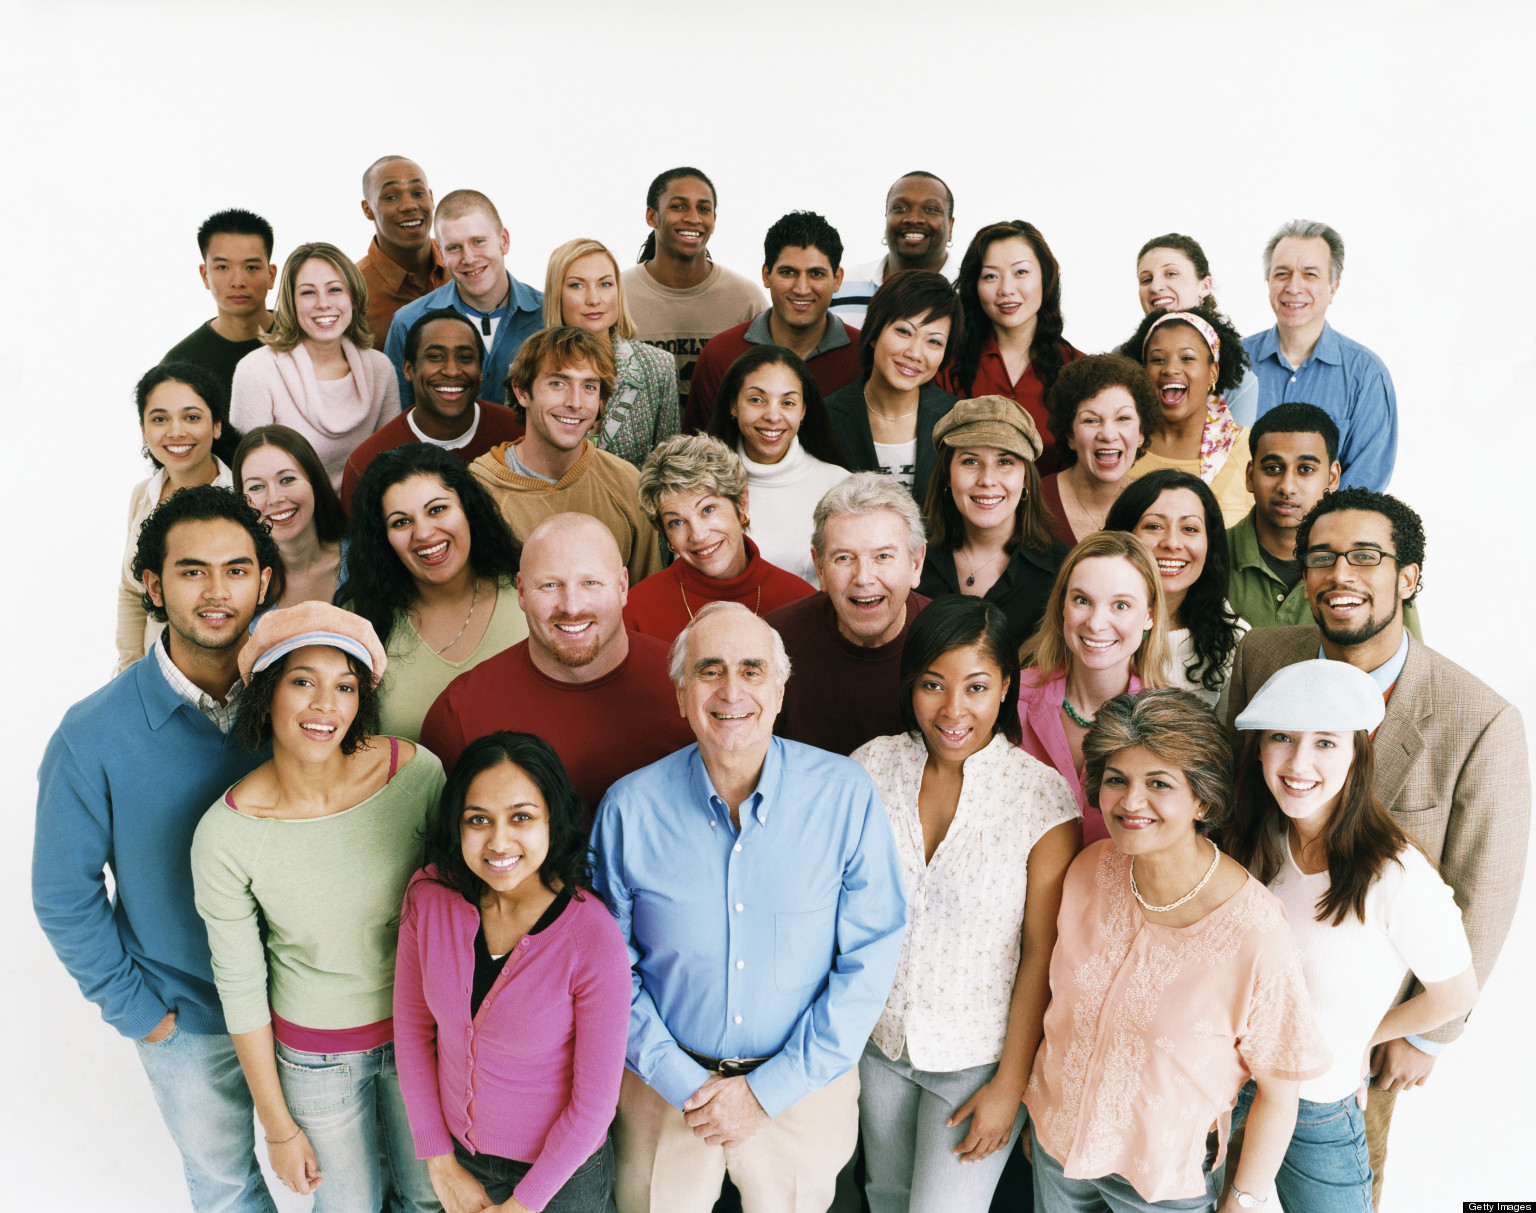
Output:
top-left (613, 1066), bottom-right (860, 1213)
top-left (1364, 1085), bottom-right (1395, 1209)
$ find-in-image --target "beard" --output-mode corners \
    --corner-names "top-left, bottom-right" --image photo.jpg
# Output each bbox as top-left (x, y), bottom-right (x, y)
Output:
top-left (1311, 591), bottom-right (1400, 648)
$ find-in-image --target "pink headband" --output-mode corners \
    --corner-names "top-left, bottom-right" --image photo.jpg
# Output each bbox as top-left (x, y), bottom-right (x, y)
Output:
top-left (1142, 311), bottom-right (1221, 363)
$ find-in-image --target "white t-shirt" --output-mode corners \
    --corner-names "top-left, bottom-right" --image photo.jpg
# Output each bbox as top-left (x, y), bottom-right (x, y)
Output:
top-left (407, 403), bottom-right (480, 450)
top-left (1267, 832), bottom-right (1471, 1101)
top-left (872, 438), bottom-right (917, 492)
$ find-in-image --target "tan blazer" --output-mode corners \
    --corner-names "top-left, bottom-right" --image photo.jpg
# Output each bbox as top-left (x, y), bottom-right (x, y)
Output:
top-left (1227, 624), bottom-right (1530, 1044)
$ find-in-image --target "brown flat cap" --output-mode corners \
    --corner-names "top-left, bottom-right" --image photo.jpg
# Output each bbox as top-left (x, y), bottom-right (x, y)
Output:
top-left (930, 395), bottom-right (1044, 462)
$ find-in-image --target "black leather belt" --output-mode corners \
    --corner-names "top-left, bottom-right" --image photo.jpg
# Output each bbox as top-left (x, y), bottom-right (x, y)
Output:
top-left (681, 1047), bottom-right (769, 1077)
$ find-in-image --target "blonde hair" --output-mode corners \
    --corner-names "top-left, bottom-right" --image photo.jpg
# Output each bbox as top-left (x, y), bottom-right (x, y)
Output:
top-left (434, 189), bottom-right (501, 229)
top-left (263, 242), bottom-right (373, 353)
top-left (1019, 530), bottom-right (1171, 689)
top-left (637, 433), bottom-right (749, 531)
top-left (542, 238), bottom-right (636, 341)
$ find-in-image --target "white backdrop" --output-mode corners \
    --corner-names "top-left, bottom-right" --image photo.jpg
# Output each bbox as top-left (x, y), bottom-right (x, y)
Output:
top-left (3, 1), bottom-right (1533, 1206)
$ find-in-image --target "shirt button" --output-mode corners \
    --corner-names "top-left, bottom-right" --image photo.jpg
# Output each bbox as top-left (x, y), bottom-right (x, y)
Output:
top-left (733, 843), bottom-right (742, 852)
top-left (736, 960), bottom-right (744, 969)
top-left (709, 820), bottom-right (716, 827)
top-left (735, 903), bottom-right (744, 912)
top-left (734, 1015), bottom-right (743, 1024)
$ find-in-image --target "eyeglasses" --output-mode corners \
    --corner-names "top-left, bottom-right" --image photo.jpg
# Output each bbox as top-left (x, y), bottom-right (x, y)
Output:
top-left (1302, 548), bottom-right (1401, 570)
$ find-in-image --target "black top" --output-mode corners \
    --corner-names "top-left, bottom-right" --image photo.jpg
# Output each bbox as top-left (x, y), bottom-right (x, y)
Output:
top-left (919, 540), bottom-right (1070, 650)
top-left (163, 320), bottom-right (264, 405)
top-left (469, 888), bottom-right (573, 1017)
top-left (1258, 544), bottom-right (1304, 592)
top-left (824, 374), bottom-right (957, 507)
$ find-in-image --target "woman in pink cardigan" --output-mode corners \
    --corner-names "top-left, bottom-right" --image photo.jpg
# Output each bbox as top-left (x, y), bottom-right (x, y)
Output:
top-left (231, 242), bottom-right (399, 490)
top-left (394, 731), bottom-right (630, 1213)
top-left (1016, 530), bottom-right (1170, 842)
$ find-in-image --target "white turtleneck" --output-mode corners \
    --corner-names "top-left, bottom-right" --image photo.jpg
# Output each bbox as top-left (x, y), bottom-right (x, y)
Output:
top-left (737, 439), bottom-right (850, 587)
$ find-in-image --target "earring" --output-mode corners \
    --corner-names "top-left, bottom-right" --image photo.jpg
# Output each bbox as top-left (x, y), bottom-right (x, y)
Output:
top-left (880, 235), bottom-right (889, 247)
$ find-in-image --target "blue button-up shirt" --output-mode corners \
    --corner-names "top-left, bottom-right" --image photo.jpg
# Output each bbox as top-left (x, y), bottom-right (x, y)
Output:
top-left (384, 273), bottom-right (544, 409)
top-left (1242, 321), bottom-right (1397, 491)
top-left (591, 737), bottom-right (906, 1118)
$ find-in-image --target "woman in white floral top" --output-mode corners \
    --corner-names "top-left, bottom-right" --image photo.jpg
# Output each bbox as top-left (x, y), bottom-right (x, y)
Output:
top-left (851, 595), bottom-right (1081, 1213)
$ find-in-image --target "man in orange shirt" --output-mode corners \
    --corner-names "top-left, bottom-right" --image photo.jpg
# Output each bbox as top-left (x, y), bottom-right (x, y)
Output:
top-left (357, 155), bottom-right (447, 341)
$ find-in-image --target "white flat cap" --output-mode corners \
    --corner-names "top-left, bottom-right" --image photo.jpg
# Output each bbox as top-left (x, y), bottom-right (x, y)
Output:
top-left (1234, 659), bottom-right (1385, 733)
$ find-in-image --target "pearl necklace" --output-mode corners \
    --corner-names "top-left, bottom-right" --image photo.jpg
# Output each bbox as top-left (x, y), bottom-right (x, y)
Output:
top-left (1130, 838), bottom-right (1221, 913)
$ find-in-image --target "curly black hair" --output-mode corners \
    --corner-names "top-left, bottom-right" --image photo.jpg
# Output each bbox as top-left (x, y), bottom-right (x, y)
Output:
top-left (1122, 303), bottom-right (1249, 397)
top-left (131, 484), bottom-right (280, 622)
top-left (415, 732), bottom-right (603, 909)
top-left (1106, 469), bottom-right (1242, 693)
top-left (1135, 233), bottom-right (1222, 314)
top-left (338, 444), bottom-right (522, 647)
top-left (950, 220), bottom-right (1069, 400)
top-left (1295, 486), bottom-right (1426, 603)
top-left (233, 649), bottom-right (381, 757)
top-left (135, 361), bottom-right (243, 468)
top-left (708, 345), bottom-right (848, 468)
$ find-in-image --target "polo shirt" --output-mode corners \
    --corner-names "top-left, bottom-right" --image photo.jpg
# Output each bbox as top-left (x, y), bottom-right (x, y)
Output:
top-left (357, 236), bottom-right (448, 345)
top-left (830, 251), bottom-right (958, 328)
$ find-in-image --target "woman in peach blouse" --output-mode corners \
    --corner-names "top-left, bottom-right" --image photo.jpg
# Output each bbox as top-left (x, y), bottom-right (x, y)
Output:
top-left (1025, 689), bottom-right (1329, 1212)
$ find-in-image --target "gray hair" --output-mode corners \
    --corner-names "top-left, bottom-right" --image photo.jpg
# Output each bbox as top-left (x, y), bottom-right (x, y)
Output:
top-left (637, 433), bottom-right (749, 531)
top-left (1263, 219), bottom-right (1345, 284)
top-left (810, 471), bottom-right (926, 559)
top-left (668, 601), bottom-right (792, 686)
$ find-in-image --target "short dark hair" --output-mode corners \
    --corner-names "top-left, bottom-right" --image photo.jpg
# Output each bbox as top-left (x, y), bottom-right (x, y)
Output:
top-left (707, 345), bottom-right (847, 468)
top-left (1249, 402), bottom-right (1340, 465)
top-left (1083, 688), bottom-right (1233, 833)
top-left (639, 166), bottom-right (717, 263)
top-left (1295, 487), bottom-right (1426, 602)
top-left (857, 270), bottom-right (964, 374)
top-left (417, 732), bottom-right (603, 907)
top-left (1045, 353), bottom-right (1159, 471)
top-left (898, 596), bottom-right (1022, 745)
top-left (136, 361), bottom-right (242, 468)
top-left (1123, 304), bottom-right (1249, 396)
top-left (234, 649), bottom-right (380, 757)
top-left (402, 306), bottom-right (485, 369)
top-left (1135, 233), bottom-right (1219, 313)
top-left (764, 211), bottom-right (843, 274)
top-left (892, 170), bottom-right (954, 215)
top-left (197, 208), bottom-right (274, 260)
top-left (130, 485), bottom-right (279, 622)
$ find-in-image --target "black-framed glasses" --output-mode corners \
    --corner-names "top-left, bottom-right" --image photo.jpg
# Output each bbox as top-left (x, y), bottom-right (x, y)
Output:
top-left (1302, 548), bottom-right (1401, 570)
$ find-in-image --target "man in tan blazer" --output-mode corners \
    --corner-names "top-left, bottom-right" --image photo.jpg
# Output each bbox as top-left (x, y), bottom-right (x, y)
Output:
top-left (1226, 487), bottom-right (1529, 1207)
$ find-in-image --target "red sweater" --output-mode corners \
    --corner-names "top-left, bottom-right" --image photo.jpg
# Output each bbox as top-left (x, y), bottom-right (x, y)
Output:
top-left (684, 315), bottom-right (864, 434)
top-left (765, 591), bottom-right (930, 756)
top-left (623, 538), bottom-right (815, 644)
top-left (340, 401), bottom-right (525, 513)
top-left (418, 636), bottom-right (693, 823)
top-left (937, 336), bottom-right (1081, 477)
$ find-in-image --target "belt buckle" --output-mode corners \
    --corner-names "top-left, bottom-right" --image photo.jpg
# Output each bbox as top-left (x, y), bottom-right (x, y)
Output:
top-left (717, 1056), bottom-right (754, 1077)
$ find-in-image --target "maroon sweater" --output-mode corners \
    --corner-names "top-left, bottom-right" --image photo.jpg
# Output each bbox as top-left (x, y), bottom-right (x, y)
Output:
top-left (623, 538), bottom-right (814, 644)
top-left (340, 401), bottom-right (525, 513)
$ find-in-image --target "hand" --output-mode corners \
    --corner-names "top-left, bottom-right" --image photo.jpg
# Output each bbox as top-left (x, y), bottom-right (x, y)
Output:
top-left (427, 1153), bottom-right (493, 1213)
top-left (948, 1076), bottom-right (1023, 1163)
top-left (141, 1011), bottom-right (177, 1043)
top-left (682, 1075), bottom-right (770, 1148)
top-left (488, 1199), bottom-right (534, 1213)
top-left (1370, 1037), bottom-right (1437, 1093)
top-left (267, 1126), bottom-right (322, 1195)
top-left (1355, 1078), bottom-right (1369, 1110)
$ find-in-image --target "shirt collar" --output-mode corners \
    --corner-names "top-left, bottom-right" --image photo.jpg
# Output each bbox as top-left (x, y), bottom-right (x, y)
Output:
top-left (447, 273), bottom-right (542, 318)
top-left (1318, 629), bottom-right (1409, 694)
top-left (153, 631), bottom-right (243, 732)
top-left (688, 735), bottom-right (787, 827)
top-left (1230, 509), bottom-right (1270, 573)
top-left (743, 309), bottom-right (852, 356)
top-left (1252, 321), bottom-right (1342, 368)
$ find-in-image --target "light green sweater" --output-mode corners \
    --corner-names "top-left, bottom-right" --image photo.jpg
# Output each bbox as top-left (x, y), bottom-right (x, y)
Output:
top-left (191, 744), bottom-right (445, 1035)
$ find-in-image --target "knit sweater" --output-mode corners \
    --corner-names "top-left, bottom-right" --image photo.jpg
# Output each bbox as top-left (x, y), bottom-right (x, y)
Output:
top-left (469, 440), bottom-right (663, 584)
top-left (229, 339), bottom-right (401, 490)
top-left (190, 745), bottom-right (445, 1034)
top-left (594, 335), bottom-right (680, 469)
top-left (394, 875), bottom-right (631, 1211)
top-left (737, 439), bottom-right (851, 587)
top-left (623, 537), bottom-right (814, 643)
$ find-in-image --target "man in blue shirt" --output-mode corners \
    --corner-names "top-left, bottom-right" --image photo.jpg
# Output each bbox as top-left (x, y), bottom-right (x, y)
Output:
top-left (1242, 220), bottom-right (1397, 491)
top-left (384, 189), bottom-right (543, 410)
top-left (592, 601), bottom-right (906, 1213)
top-left (34, 487), bottom-right (279, 1212)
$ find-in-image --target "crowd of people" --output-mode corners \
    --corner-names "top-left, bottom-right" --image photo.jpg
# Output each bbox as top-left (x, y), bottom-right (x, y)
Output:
top-left (33, 158), bottom-right (1529, 1213)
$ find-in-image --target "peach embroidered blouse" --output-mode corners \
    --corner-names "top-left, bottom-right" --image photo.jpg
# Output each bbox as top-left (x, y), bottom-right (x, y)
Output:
top-left (1026, 841), bottom-right (1329, 1203)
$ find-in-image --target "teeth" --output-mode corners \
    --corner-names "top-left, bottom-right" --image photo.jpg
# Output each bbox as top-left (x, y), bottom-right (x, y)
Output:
top-left (267, 508), bottom-right (298, 523)
top-left (712, 711), bottom-right (750, 720)
top-left (1281, 777), bottom-right (1319, 791)
top-left (433, 385), bottom-right (466, 397)
top-left (1329, 595), bottom-right (1364, 607)
top-left (486, 856), bottom-right (519, 870)
top-left (1156, 559), bottom-right (1188, 571)
top-left (1080, 637), bottom-right (1115, 649)
top-left (553, 414), bottom-right (585, 426)
top-left (971, 495), bottom-right (1004, 506)
top-left (849, 595), bottom-right (882, 605)
top-left (416, 540), bottom-right (448, 559)
top-left (300, 722), bottom-right (336, 736)
top-left (399, 219), bottom-right (423, 228)
top-left (165, 444), bottom-right (195, 454)
top-left (554, 621), bottom-right (593, 633)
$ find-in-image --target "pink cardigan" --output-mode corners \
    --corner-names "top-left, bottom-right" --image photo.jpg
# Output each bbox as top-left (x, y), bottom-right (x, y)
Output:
top-left (393, 871), bottom-right (631, 1212)
top-left (1016, 668), bottom-right (1144, 844)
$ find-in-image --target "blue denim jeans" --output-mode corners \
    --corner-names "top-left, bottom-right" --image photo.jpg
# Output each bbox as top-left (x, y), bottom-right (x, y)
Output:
top-left (454, 1136), bottom-right (616, 1212)
top-left (274, 1039), bottom-right (439, 1213)
top-left (1233, 1081), bottom-right (1373, 1212)
top-left (859, 1040), bottom-right (1025, 1213)
top-left (1030, 1123), bottom-right (1219, 1211)
top-left (134, 1025), bottom-right (277, 1213)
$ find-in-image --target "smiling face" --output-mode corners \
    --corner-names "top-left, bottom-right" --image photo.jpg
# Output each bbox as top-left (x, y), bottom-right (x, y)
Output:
top-left (517, 518), bottom-right (629, 681)
top-left (364, 158), bottom-right (433, 255)
top-left (1136, 247), bottom-right (1211, 315)
top-left (1259, 729), bottom-right (1356, 829)
top-left (762, 245), bottom-right (843, 335)
top-left (1099, 744), bottom-right (1204, 856)
top-left (514, 356), bottom-right (605, 463)
top-left (1267, 235), bottom-right (1338, 333)
top-left (200, 232), bottom-right (276, 320)
top-left (382, 474), bottom-right (472, 589)
top-left (1069, 387), bottom-right (1143, 484)
top-left (460, 760), bottom-right (550, 898)
top-left (870, 311), bottom-right (951, 393)
top-left (658, 490), bottom-right (748, 580)
top-left (406, 316), bottom-right (483, 430)
top-left (1130, 487), bottom-right (1208, 614)
top-left (142, 517), bottom-right (270, 654)
top-left (949, 446), bottom-right (1027, 538)
top-left (913, 641), bottom-right (1008, 765)
top-left (730, 360), bottom-right (805, 466)
top-left (268, 645), bottom-right (360, 758)
top-left (141, 380), bottom-right (221, 476)
top-left (1303, 509), bottom-right (1417, 650)
top-left (647, 174), bottom-right (716, 262)
top-left (294, 257), bottom-right (354, 346)
top-left (884, 175), bottom-right (954, 270)
top-left (437, 208), bottom-right (510, 311)
top-left (560, 251), bottom-right (621, 335)
top-left (1143, 324), bottom-right (1217, 427)
top-left (976, 235), bottom-right (1042, 333)
top-left (675, 609), bottom-right (785, 759)
top-left (240, 444), bottom-right (317, 543)
top-left (815, 509), bottom-right (925, 648)
top-left (1061, 555), bottom-right (1154, 674)
top-left (1247, 430), bottom-right (1339, 542)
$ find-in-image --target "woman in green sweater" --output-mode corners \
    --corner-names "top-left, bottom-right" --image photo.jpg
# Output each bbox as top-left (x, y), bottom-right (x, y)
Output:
top-left (191, 601), bottom-right (446, 1212)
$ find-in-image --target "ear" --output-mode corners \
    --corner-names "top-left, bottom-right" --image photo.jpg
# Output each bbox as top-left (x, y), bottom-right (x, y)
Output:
top-left (1244, 459), bottom-right (1255, 494)
top-left (645, 206), bottom-right (660, 233)
top-left (1326, 461), bottom-right (1342, 491)
top-left (831, 266), bottom-right (845, 292)
top-left (257, 565), bottom-right (273, 604)
top-left (515, 571), bottom-right (526, 610)
top-left (617, 566), bottom-right (630, 606)
top-left (403, 360), bottom-right (416, 383)
top-left (361, 199), bottom-right (376, 223)
top-left (213, 421), bottom-right (223, 441)
top-left (910, 541), bottom-right (927, 583)
top-left (198, 264), bottom-right (211, 291)
top-left (761, 265), bottom-right (772, 290)
top-left (1328, 275), bottom-right (1342, 303)
top-left (265, 263), bottom-right (277, 289)
top-left (1397, 562), bottom-right (1420, 602)
top-left (498, 228), bottom-right (511, 256)
top-left (511, 383), bottom-right (532, 413)
top-left (142, 568), bottom-right (165, 608)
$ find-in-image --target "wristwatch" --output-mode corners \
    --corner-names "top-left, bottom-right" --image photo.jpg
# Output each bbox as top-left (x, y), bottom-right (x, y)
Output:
top-left (1232, 1188), bottom-right (1270, 1208)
